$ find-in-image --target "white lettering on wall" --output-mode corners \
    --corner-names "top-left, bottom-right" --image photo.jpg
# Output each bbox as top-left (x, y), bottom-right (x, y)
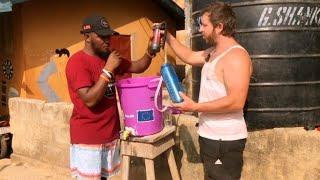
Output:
top-left (258, 6), bottom-right (320, 27)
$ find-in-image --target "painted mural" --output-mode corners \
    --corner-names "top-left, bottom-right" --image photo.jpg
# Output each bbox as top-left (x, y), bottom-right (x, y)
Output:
top-left (30, 18), bottom-right (166, 103)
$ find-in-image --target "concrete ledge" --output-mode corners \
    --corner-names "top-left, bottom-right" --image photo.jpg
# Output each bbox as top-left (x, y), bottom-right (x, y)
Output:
top-left (173, 114), bottom-right (320, 180)
top-left (8, 97), bottom-right (320, 179)
top-left (243, 127), bottom-right (320, 180)
top-left (9, 97), bottom-right (73, 168)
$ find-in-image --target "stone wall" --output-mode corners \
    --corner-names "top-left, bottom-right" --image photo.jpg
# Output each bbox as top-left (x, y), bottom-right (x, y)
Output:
top-left (8, 97), bottom-right (320, 179)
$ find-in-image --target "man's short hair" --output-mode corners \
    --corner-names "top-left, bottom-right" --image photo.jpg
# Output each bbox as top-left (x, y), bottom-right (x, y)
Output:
top-left (200, 1), bottom-right (236, 37)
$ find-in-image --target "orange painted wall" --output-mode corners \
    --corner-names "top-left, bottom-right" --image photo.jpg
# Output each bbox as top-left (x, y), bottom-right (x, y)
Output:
top-left (6, 0), bottom-right (177, 107)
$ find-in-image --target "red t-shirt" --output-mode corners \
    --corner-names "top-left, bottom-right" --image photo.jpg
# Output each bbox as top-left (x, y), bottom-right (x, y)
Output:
top-left (66, 50), bottom-right (131, 144)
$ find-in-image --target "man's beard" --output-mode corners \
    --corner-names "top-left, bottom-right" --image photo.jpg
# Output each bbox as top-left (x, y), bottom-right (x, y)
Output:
top-left (204, 32), bottom-right (217, 48)
top-left (97, 51), bottom-right (111, 59)
top-left (91, 41), bottom-right (110, 59)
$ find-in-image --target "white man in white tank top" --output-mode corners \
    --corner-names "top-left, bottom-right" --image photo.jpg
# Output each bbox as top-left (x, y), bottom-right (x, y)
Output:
top-left (165, 2), bottom-right (252, 180)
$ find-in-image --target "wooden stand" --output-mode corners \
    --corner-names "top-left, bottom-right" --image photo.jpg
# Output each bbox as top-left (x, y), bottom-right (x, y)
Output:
top-left (121, 126), bottom-right (180, 180)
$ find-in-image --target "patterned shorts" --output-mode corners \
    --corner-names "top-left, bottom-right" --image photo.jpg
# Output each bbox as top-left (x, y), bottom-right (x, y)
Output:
top-left (70, 139), bottom-right (121, 179)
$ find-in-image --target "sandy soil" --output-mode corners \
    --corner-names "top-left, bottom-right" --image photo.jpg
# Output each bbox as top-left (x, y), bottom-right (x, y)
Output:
top-left (0, 158), bottom-right (69, 180)
top-left (0, 158), bottom-right (122, 180)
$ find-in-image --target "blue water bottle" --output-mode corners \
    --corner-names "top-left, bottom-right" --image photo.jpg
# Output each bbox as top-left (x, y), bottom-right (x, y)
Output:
top-left (160, 63), bottom-right (184, 103)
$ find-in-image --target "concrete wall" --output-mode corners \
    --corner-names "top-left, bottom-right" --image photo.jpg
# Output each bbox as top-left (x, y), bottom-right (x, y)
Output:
top-left (9, 97), bottom-right (320, 179)
top-left (9, 97), bottom-right (72, 168)
top-left (174, 114), bottom-right (320, 180)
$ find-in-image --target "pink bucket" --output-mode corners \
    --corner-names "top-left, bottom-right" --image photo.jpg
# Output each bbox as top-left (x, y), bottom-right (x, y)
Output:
top-left (117, 76), bottom-right (163, 136)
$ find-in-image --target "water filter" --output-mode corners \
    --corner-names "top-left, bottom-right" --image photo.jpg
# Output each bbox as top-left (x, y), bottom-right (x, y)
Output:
top-left (160, 63), bottom-right (184, 103)
top-left (150, 22), bottom-right (167, 54)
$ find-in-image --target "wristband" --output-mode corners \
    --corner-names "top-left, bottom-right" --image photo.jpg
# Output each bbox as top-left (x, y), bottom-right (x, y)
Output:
top-left (102, 69), bottom-right (114, 79)
top-left (100, 74), bottom-right (109, 83)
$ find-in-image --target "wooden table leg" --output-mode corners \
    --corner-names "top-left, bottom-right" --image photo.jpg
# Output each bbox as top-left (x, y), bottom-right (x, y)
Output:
top-left (122, 155), bottom-right (130, 180)
top-left (167, 148), bottom-right (180, 180)
top-left (145, 159), bottom-right (156, 180)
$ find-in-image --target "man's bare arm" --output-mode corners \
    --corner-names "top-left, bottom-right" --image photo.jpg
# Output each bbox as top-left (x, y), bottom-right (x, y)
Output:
top-left (174, 49), bottom-right (252, 113)
top-left (166, 33), bottom-right (207, 66)
top-left (77, 77), bottom-right (109, 107)
top-left (128, 53), bottom-right (153, 73)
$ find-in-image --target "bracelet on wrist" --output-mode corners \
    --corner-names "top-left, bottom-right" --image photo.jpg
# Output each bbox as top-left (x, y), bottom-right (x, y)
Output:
top-left (102, 69), bottom-right (114, 80)
top-left (100, 74), bottom-right (110, 83)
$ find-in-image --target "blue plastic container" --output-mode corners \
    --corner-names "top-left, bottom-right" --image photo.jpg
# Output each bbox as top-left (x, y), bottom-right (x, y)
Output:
top-left (160, 63), bottom-right (184, 103)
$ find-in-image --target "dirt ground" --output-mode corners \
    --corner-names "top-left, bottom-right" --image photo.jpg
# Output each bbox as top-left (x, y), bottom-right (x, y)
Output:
top-left (0, 158), bottom-right (122, 180)
top-left (0, 155), bottom-right (172, 180)
top-left (0, 158), bottom-right (69, 180)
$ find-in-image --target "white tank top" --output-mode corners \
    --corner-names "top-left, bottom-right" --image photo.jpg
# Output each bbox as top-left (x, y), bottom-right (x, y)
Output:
top-left (198, 45), bottom-right (248, 141)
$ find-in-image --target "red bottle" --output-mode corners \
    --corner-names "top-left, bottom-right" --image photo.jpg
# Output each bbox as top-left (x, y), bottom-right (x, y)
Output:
top-left (150, 22), bottom-right (166, 54)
